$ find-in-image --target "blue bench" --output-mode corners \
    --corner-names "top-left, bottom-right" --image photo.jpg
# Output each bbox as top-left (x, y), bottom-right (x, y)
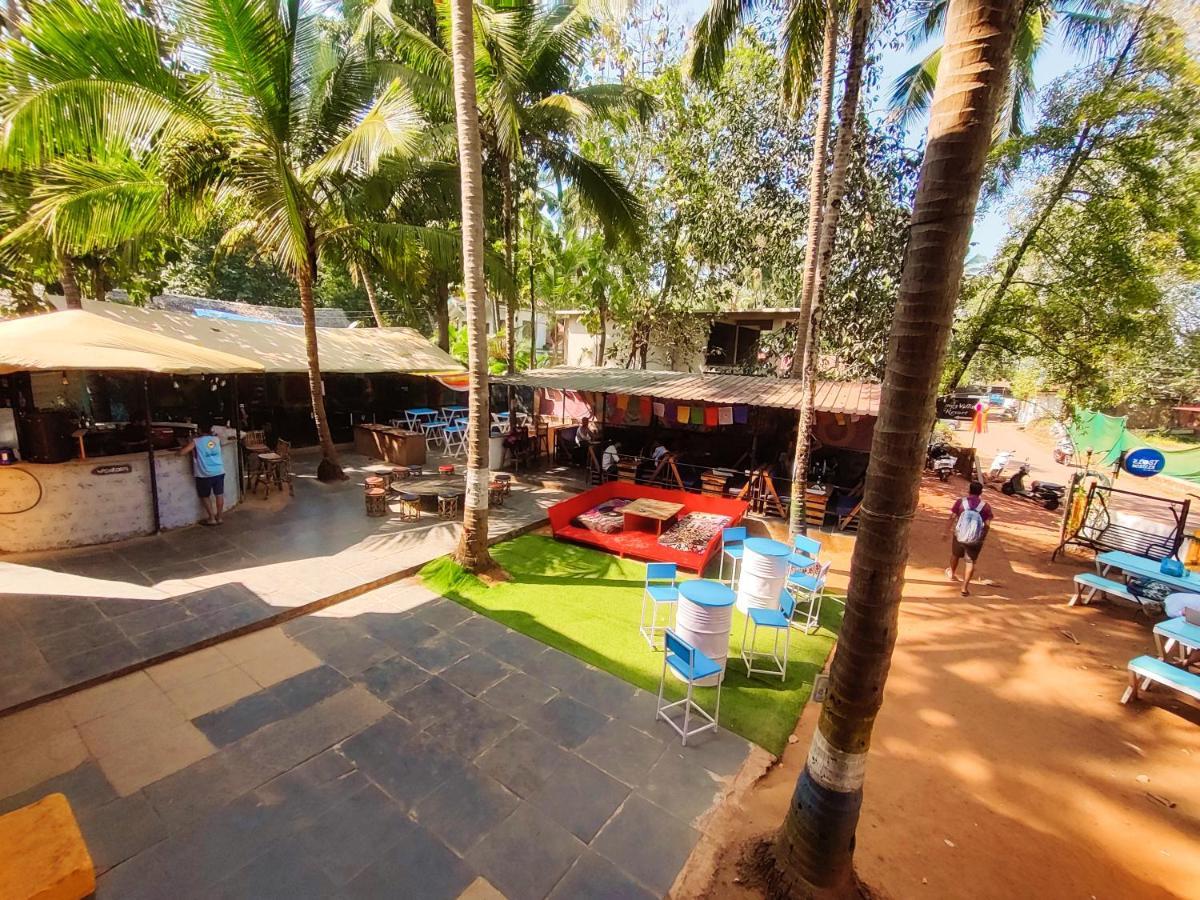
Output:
top-left (1121, 655), bottom-right (1200, 705)
top-left (1071, 572), bottom-right (1135, 607)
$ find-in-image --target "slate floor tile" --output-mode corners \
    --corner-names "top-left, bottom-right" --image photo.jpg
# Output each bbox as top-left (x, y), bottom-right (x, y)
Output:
top-left (592, 796), bottom-right (699, 896)
top-left (214, 838), bottom-right (340, 900)
top-left (297, 783), bottom-right (412, 885)
top-left (577, 719), bottom-right (668, 788)
top-left (388, 675), bottom-right (472, 730)
top-left (440, 652), bottom-right (510, 697)
top-left (478, 671), bottom-right (556, 722)
top-left (414, 598), bottom-right (473, 630)
top-left (194, 691), bottom-right (289, 747)
top-left (484, 629), bottom-right (550, 667)
top-left (526, 755), bottom-right (629, 842)
top-left (343, 823), bottom-right (475, 900)
top-left (403, 631), bottom-right (471, 674)
top-left (548, 851), bottom-right (656, 900)
top-left (50, 638), bottom-right (144, 685)
top-left (414, 764), bottom-right (520, 854)
top-left (78, 792), bottom-right (168, 874)
top-left (466, 803), bottom-right (584, 900)
top-left (358, 612), bottom-right (438, 651)
top-left (423, 699), bottom-right (518, 761)
top-left (523, 649), bottom-right (592, 691)
top-left (640, 749), bottom-right (726, 824)
top-left (351, 655), bottom-right (429, 703)
top-left (524, 695), bottom-right (608, 750)
top-left (294, 623), bottom-right (397, 677)
top-left (659, 731), bottom-right (752, 778)
top-left (113, 602), bottom-right (190, 639)
top-left (37, 618), bottom-right (126, 660)
top-left (563, 668), bottom-right (639, 719)
top-left (475, 726), bottom-right (574, 799)
top-left (132, 616), bottom-right (222, 658)
top-left (449, 614), bottom-right (510, 648)
top-left (20, 599), bottom-right (107, 639)
top-left (0, 761), bottom-right (116, 816)
top-left (269, 665), bottom-right (352, 715)
top-left (142, 747), bottom-right (275, 832)
top-left (236, 688), bottom-right (388, 773)
top-left (338, 714), bottom-right (466, 809)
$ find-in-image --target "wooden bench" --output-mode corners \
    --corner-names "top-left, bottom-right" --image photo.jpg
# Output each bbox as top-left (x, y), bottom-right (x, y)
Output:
top-left (1070, 572), bottom-right (1136, 607)
top-left (0, 793), bottom-right (95, 900)
top-left (1121, 655), bottom-right (1200, 705)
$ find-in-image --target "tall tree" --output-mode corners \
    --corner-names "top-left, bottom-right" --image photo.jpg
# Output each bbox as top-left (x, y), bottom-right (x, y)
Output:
top-left (769, 0), bottom-right (1021, 894)
top-left (448, 0), bottom-right (494, 572)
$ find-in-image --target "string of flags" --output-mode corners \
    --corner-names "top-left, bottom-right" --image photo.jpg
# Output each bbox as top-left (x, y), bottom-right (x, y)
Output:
top-left (605, 393), bottom-right (749, 428)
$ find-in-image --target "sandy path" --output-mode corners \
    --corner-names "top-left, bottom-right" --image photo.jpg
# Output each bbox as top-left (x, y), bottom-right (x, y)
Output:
top-left (694, 474), bottom-right (1200, 900)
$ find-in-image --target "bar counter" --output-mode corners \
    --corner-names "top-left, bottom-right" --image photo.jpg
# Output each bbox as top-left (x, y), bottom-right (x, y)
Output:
top-left (0, 438), bottom-right (241, 553)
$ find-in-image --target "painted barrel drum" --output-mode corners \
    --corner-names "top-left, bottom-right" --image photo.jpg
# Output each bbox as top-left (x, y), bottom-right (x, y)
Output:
top-left (674, 580), bottom-right (735, 686)
top-left (736, 537), bottom-right (791, 614)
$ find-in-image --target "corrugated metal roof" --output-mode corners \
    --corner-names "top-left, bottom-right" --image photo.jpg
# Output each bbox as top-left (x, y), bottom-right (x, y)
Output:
top-left (493, 366), bottom-right (879, 416)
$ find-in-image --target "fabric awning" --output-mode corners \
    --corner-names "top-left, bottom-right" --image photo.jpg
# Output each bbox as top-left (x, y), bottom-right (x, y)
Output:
top-left (0, 310), bottom-right (264, 374)
top-left (491, 366), bottom-right (880, 416)
top-left (83, 300), bottom-right (466, 375)
top-left (431, 373), bottom-right (470, 391)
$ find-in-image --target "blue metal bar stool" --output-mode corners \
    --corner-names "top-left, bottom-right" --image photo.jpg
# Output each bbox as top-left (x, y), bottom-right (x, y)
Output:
top-left (656, 629), bottom-right (722, 746)
top-left (741, 589), bottom-right (797, 680)
top-left (719, 527), bottom-right (746, 587)
top-left (640, 562), bottom-right (679, 649)
top-left (786, 560), bottom-right (832, 634)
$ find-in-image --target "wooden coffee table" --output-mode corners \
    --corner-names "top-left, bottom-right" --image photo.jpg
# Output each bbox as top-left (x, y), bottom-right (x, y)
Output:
top-left (622, 498), bottom-right (685, 535)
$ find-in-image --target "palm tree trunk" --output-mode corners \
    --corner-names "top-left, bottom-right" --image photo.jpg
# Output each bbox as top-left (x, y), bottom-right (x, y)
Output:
top-left (358, 262), bottom-right (386, 327)
top-left (4, 0), bottom-right (21, 36)
top-left (448, 0), bottom-right (493, 573)
top-left (790, 0), bottom-right (873, 538)
top-left (60, 256), bottom-right (82, 309)
top-left (771, 0), bottom-right (1020, 894)
top-left (529, 193), bottom-right (537, 370)
top-left (501, 157), bottom-right (517, 374)
top-left (297, 255), bottom-right (344, 482)
top-left (786, 0), bottom-right (838, 538)
top-left (435, 276), bottom-right (451, 351)
top-left (596, 292), bottom-right (607, 364)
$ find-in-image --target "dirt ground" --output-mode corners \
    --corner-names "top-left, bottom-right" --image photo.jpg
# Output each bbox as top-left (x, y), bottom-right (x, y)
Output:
top-left (691, 424), bottom-right (1200, 900)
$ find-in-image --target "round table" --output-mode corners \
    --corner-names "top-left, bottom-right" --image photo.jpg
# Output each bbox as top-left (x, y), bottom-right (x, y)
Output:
top-left (736, 537), bottom-right (791, 615)
top-left (675, 579), bottom-right (735, 686)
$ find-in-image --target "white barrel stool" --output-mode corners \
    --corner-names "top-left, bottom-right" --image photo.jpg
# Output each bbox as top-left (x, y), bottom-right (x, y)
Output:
top-left (675, 580), bottom-right (735, 687)
top-left (736, 537), bottom-right (791, 615)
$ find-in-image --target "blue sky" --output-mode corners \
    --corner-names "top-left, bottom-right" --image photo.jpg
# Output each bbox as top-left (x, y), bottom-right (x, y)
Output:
top-left (665, 0), bottom-right (1083, 260)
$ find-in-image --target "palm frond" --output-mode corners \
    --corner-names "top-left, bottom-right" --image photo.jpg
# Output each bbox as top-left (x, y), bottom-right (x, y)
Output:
top-left (539, 142), bottom-right (645, 247)
top-left (900, 0), bottom-right (949, 48)
top-left (685, 0), bottom-right (762, 86)
top-left (304, 79), bottom-right (426, 180)
top-left (779, 0), bottom-right (830, 109)
top-left (886, 47), bottom-right (940, 130)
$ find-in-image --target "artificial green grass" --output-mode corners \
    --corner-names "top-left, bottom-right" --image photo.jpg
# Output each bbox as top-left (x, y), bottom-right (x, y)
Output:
top-left (420, 534), bottom-right (842, 754)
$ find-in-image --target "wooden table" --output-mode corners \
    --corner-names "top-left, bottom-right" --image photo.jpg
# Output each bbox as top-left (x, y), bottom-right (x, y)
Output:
top-left (622, 498), bottom-right (685, 535)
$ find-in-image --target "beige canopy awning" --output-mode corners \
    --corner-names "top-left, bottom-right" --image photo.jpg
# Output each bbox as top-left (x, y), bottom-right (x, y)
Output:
top-left (0, 310), bottom-right (265, 375)
top-left (83, 300), bottom-right (465, 375)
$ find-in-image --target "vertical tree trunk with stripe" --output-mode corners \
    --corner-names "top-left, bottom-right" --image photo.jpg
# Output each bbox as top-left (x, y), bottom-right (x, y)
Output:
top-left (298, 251), bottom-right (344, 481)
top-left (449, 0), bottom-right (493, 571)
top-left (772, 0), bottom-right (1020, 893)
top-left (358, 262), bottom-right (385, 327)
top-left (787, 0), bottom-right (838, 538)
top-left (60, 256), bottom-right (81, 309)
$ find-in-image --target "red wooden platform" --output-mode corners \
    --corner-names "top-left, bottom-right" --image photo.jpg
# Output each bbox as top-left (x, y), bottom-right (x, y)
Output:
top-left (547, 482), bottom-right (749, 572)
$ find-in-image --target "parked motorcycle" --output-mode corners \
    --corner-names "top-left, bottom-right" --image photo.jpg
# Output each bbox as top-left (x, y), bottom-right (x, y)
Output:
top-left (926, 442), bottom-right (958, 482)
top-left (985, 449), bottom-right (1016, 483)
top-left (1001, 464), bottom-right (1064, 510)
top-left (1053, 437), bottom-right (1075, 466)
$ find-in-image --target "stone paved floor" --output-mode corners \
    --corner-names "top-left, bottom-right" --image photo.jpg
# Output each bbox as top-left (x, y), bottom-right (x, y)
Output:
top-left (0, 453), bottom-right (569, 712)
top-left (0, 581), bottom-right (750, 899)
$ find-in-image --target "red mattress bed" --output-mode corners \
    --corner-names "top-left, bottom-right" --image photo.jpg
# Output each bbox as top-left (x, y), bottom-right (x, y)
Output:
top-left (548, 482), bottom-right (750, 572)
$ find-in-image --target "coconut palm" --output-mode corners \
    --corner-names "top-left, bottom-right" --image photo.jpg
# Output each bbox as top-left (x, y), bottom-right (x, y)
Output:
top-left (372, 0), bottom-right (650, 377)
top-left (770, 0), bottom-right (1022, 892)
top-left (446, 0), bottom-right (494, 571)
top-left (889, 0), bottom-right (1118, 137)
top-left (0, 0), bottom-right (445, 480)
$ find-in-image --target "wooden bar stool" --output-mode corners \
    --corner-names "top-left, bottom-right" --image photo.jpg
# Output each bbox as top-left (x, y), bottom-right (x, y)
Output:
top-left (494, 473), bottom-right (512, 499)
top-left (364, 475), bottom-right (386, 491)
top-left (389, 467), bottom-right (409, 486)
top-left (438, 464), bottom-right (455, 477)
top-left (397, 490), bottom-right (421, 521)
top-left (364, 487), bottom-right (387, 517)
top-left (437, 492), bottom-right (459, 519)
top-left (489, 481), bottom-right (506, 507)
top-left (254, 451), bottom-right (285, 498)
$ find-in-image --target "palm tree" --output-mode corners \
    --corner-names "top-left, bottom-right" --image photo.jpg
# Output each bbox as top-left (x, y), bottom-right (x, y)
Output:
top-left (447, 0), bottom-right (494, 571)
top-left (889, 0), bottom-right (1117, 137)
top-left (0, 0), bottom-right (436, 481)
top-left (769, 0), bottom-right (1022, 892)
top-left (375, 0), bottom-right (649, 377)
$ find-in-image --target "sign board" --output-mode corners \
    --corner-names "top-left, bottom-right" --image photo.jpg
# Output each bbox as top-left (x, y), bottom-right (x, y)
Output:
top-left (1123, 447), bottom-right (1166, 478)
top-left (937, 396), bottom-right (981, 421)
top-left (91, 464), bottom-right (133, 476)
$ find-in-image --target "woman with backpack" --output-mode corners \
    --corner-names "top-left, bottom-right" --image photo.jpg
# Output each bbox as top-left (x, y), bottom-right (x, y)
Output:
top-left (946, 481), bottom-right (993, 596)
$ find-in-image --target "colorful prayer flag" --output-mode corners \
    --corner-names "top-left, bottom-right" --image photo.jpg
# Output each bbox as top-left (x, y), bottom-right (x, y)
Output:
top-left (718, 406), bottom-right (734, 426)
top-left (653, 401), bottom-right (665, 418)
top-left (704, 407), bottom-right (718, 427)
top-left (677, 405), bottom-right (690, 424)
top-left (734, 405), bottom-right (749, 424)
top-left (690, 406), bottom-right (704, 425)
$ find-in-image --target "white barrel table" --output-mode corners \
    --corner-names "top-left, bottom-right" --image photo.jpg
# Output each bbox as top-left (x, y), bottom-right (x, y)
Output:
top-left (674, 579), bottom-right (736, 687)
top-left (736, 537), bottom-right (791, 615)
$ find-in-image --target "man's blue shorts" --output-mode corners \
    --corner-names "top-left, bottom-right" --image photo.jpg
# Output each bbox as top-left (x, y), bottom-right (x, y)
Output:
top-left (195, 474), bottom-right (225, 498)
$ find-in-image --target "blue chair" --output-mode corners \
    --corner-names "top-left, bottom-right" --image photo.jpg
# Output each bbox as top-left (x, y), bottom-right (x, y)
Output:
top-left (720, 527), bottom-right (747, 586)
top-left (741, 590), bottom-right (797, 680)
top-left (788, 534), bottom-right (822, 570)
top-left (787, 560), bottom-right (832, 634)
top-left (640, 563), bottom-right (679, 649)
top-left (656, 629), bottom-right (722, 746)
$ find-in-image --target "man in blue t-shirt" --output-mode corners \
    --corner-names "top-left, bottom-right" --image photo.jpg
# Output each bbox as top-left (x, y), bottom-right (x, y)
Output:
top-left (178, 421), bottom-right (226, 526)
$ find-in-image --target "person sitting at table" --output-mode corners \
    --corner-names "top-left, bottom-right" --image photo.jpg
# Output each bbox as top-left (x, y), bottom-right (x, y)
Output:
top-left (651, 439), bottom-right (669, 465)
top-left (573, 415), bottom-right (600, 465)
top-left (601, 440), bottom-right (621, 480)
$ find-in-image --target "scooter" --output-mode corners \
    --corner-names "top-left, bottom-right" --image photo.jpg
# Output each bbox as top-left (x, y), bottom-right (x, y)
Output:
top-left (1001, 464), bottom-right (1064, 510)
top-left (1053, 437), bottom-right (1075, 466)
top-left (985, 450), bottom-right (1016, 483)
top-left (926, 442), bottom-right (958, 481)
